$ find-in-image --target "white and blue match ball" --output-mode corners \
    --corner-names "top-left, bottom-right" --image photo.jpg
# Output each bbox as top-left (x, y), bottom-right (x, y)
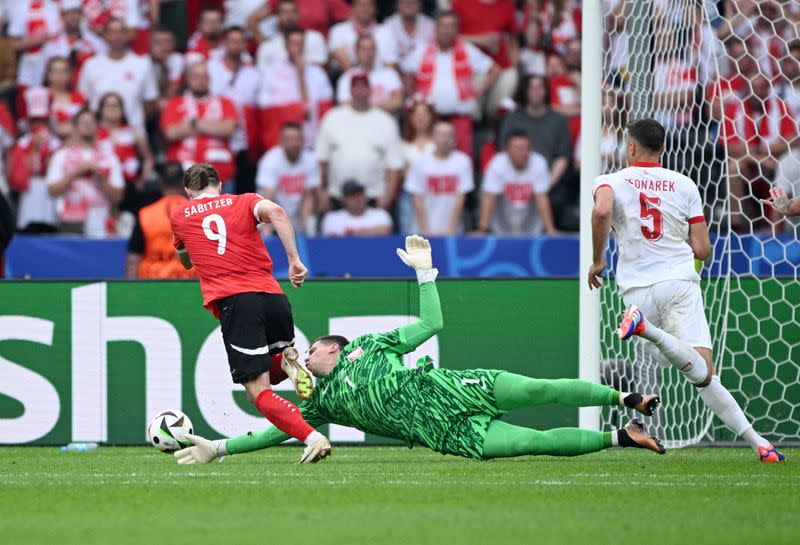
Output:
top-left (147, 410), bottom-right (193, 453)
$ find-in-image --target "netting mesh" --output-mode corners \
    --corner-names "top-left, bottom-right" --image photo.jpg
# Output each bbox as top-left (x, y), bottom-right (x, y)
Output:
top-left (598, 0), bottom-right (800, 446)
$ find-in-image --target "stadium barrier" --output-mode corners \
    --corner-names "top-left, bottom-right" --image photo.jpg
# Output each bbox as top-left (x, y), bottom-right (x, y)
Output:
top-left (1, 278), bottom-right (795, 446)
top-left (5, 233), bottom-right (798, 279)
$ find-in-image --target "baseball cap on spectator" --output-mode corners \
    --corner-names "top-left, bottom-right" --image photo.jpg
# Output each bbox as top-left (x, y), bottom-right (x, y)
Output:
top-left (351, 72), bottom-right (370, 87)
top-left (24, 87), bottom-right (51, 119)
top-left (61, 0), bottom-right (82, 10)
top-left (341, 180), bottom-right (366, 196)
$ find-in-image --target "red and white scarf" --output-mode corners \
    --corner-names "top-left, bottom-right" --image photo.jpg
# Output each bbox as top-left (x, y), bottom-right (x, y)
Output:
top-left (416, 40), bottom-right (475, 101)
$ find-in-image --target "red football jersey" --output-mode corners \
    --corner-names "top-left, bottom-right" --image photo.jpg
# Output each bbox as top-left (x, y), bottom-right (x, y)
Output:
top-left (170, 192), bottom-right (283, 316)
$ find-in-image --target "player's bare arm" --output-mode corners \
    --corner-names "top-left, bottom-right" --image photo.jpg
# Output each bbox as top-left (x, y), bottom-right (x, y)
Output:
top-left (588, 185), bottom-right (613, 290)
top-left (761, 187), bottom-right (800, 217)
top-left (688, 220), bottom-right (711, 261)
top-left (256, 199), bottom-right (308, 287)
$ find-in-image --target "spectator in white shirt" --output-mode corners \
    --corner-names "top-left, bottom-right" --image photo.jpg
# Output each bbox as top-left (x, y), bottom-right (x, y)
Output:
top-left (321, 179), bottom-right (393, 236)
top-left (78, 17), bottom-right (159, 132)
top-left (328, 0), bottom-right (396, 70)
top-left (7, 0), bottom-right (62, 89)
top-left (46, 108), bottom-right (124, 238)
top-left (148, 25), bottom-right (184, 104)
top-left (254, 0), bottom-right (328, 70)
top-left (405, 121), bottom-right (474, 235)
top-left (337, 34), bottom-right (403, 114)
top-left (476, 129), bottom-right (557, 236)
top-left (41, 0), bottom-right (107, 87)
top-left (208, 25), bottom-right (262, 194)
top-left (316, 72), bottom-right (404, 212)
top-left (256, 122), bottom-right (320, 234)
top-left (258, 27), bottom-right (333, 152)
top-left (186, 6), bottom-right (224, 61)
top-left (380, 0), bottom-right (435, 67)
top-left (402, 11), bottom-right (499, 155)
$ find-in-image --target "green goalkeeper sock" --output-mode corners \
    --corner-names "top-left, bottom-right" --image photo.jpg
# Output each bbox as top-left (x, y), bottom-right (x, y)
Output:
top-left (482, 419), bottom-right (613, 458)
top-left (493, 372), bottom-right (619, 412)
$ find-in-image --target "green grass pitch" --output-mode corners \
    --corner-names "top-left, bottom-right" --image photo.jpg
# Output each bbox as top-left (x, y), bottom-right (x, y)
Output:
top-left (0, 446), bottom-right (797, 545)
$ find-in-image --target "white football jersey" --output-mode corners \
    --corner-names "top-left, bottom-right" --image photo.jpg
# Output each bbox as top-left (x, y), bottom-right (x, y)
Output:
top-left (591, 162), bottom-right (705, 293)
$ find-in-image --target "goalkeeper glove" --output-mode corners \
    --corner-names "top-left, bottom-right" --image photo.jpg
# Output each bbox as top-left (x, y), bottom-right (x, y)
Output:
top-left (174, 434), bottom-right (226, 465)
top-left (396, 234), bottom-right (437, 283)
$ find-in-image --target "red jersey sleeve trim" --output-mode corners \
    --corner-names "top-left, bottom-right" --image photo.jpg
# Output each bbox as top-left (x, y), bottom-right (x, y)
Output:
top-left (688, 216), bottom-right (706, 224)
top-left (593, 183), bottom-right (613, 197)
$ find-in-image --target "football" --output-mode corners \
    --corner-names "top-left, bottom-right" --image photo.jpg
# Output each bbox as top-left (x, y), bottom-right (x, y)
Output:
top-left (147, 410), bottom-right (193, 453)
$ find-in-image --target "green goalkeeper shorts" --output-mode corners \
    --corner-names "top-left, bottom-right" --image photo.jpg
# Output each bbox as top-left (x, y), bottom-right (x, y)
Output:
top-left (411, 368), bottom-right (504, 460)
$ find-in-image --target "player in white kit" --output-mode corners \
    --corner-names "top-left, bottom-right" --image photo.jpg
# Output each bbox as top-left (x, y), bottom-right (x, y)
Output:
top-left (588, 118), bottom-right (784, 463)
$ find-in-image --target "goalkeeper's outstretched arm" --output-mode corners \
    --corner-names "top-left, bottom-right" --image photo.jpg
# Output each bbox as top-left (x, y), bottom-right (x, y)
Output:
top-left (395, 235), bottom-right (443, 352)
top-left (174, 402), bottom-right (328, 463)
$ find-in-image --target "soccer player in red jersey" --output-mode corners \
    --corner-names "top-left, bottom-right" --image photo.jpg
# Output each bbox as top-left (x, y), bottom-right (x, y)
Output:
top-left (170, 163), bottom-right (330, 464)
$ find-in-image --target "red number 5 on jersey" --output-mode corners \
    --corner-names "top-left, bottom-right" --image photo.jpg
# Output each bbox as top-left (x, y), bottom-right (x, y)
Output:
top-left (639, 193), bottom-right (663, 241)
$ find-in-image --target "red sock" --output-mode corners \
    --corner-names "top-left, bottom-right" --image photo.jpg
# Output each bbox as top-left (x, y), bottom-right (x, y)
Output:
top-left (269, 353), bottom-right (288, 385)
top-left (255, 389), bottom-right (314, 442)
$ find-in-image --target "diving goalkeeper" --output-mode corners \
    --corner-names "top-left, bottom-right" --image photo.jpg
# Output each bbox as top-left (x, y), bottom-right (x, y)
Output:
top-left (176, 236), bottom-right (665, 464)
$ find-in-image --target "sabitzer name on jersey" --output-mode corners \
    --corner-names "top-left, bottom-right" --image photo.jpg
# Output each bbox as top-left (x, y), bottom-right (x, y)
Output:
top-left (184, 198), bottom-right (234, 217)
top-left (625, 179), bottom-right (676, 192)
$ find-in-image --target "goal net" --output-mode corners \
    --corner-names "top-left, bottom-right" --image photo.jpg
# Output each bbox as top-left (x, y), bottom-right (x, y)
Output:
top-left (594, 0), bottom-right (800, 447)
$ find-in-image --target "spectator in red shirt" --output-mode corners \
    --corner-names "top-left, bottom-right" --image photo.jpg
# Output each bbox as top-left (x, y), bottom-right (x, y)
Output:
top-left (722, 72), bottom-right (799, 229)
top-left (187, 7), bottom-right (225, 61)
top-left (10, 87), bottom-right (60, 233)
top-left (452, 0), bottom-right (518, 120)
top-left (161, 62), bottom-right (239, 186)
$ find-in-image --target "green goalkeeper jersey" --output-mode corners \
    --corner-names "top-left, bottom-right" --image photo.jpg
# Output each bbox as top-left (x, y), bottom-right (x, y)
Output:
top-left (303, 328), bottom-right (425, 446)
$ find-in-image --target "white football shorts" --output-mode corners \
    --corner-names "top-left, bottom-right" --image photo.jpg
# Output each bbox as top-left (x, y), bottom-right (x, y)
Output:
top-left (622, 279), bottom-right (713, 351)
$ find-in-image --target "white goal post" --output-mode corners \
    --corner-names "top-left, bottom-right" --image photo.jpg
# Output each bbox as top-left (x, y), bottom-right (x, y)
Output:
top-left (579, 0), bottom-right (800, 447)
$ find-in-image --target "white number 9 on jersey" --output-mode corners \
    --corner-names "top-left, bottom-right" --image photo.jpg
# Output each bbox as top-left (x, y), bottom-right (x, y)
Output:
top-left (202, 213), bottom-right (227, 255)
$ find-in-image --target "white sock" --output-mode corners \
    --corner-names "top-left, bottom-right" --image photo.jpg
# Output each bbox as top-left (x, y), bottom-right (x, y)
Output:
top-left (611, 430), bottom-right (619, 447)
top-left (640, 320), bottom-right (708, 384)
top-left (305, 430), bottom-right (324, 446)
top-left (741, 427), bottom-right (772, 451)
top-left (617, 392), bottom-right (631, 407)
top-left (698, 376), bottom-right (768, 452)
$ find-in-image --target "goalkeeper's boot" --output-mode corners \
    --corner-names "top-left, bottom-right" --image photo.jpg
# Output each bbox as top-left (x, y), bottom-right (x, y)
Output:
top-left (758, 444), bottom-right (785, 463)
top-left (300, 435), bottom-right (332, 464)
top-left (281, 346), bottom-right (314, 400)
top-left (618, 305), bottom-right (646, 340)
top-left (623, 420), bottom-right (666, 454)
top-left (622, 393), bottom-right (661, 416)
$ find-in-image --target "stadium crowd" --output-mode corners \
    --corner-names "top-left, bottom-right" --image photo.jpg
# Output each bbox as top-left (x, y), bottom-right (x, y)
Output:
top-left (0, 0), bottom-right (797, 266)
